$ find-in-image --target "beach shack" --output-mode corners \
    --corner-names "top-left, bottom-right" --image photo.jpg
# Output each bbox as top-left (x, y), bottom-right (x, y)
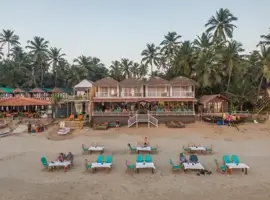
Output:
top-left (199, 94), bottom-right (229, 113)
top-left (91, 76), bottom-right (198, 127)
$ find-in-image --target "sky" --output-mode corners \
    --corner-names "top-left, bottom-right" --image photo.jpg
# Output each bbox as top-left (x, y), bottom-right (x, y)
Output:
top-left (0, 0), bottom-right (269, 67)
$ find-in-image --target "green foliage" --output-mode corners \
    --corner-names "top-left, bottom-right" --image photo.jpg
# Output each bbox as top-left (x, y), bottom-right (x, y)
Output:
top-left (1, 8), bottom-right (270, 107)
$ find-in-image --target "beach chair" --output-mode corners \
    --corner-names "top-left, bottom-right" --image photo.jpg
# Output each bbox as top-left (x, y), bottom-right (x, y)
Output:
top-left (151, 145), bottom-right (158, 153)
top-left (231, 155), bottom-right (240, 164)
top-left (82, 144), bottom-right (89, 154)
top-left (84, 159), bottom-right (92, 171)
top-left (97, 155), bottom-right (104, 163)
top-left (214, 159), bottom-right (227, 174)
top-left (223, 155), bottom-right (231, 164)
top-left (105, 155), bottom-right (113, 164)
top-left (125, 160), bottom-right (135, 172)
top-left (189, 154), bottom-right (198, 163)
top-left (136, 154), bottom-right (143, 163)
top-left (183, 146), bottom-right (191, 153)
top-left (144, 154), bottom-right (152, 163)
top-left (41, 156), bottom-right (50, 171)
top-left (206, 144), bottom-right (213, 154)
top-left (127, 143), bottom-right (136, 153)
top-left (169, 159), bottom-right (182, 172)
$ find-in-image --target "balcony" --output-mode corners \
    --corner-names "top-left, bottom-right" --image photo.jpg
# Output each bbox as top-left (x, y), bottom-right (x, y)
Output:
top-left (171, 91), bottom-right (195, 98)
top-left (121, 92), bottom-right (143, 98)
top-left (146, 91), bottom-right (170, 98)
top-left (95, 92), bottom-right (119, 98)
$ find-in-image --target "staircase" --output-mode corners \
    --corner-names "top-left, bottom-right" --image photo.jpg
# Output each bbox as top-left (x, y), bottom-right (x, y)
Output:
top-left (128, 111), bottom-right (158, 128)
top-left (253, 96), bottom-right (270, 114)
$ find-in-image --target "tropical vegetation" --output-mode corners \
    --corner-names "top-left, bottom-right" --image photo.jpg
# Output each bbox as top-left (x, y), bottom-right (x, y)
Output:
top-left (1, 8), bottom-right (270, 109)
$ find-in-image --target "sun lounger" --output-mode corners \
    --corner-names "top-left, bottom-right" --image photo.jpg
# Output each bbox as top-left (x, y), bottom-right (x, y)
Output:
top-left (96, 155), bottom-right (104, 163)
top-left (214, 159), bottom-right (227, 173)
top-left (231, 155), bottom-right (240, 164)
top-left (127, 143), bottom-right (136, 153)
top-left (105, 155), bottom-right (113, 163)
top-left (136, 154), bottom-right (143, 163)
top-left (144, 154), bottom-right (152, 163)
top-left (223, 155), bottom-right (231, 164)
top-left (125, 160), bottom-right (135, 172)
top-left (41, 156), bottom-right (51, 171)
top-left (81, 144), bottom-right (89, 153)
top-left (169, 159), bottom-right (182, 172)
top-left (84, 159), bottom-right (92, 171)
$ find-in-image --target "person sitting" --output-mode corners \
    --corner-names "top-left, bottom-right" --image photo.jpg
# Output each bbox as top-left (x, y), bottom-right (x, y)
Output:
top-left (66, 152), bottom-right (74, 164)
top-left (57, 153), bottom-right (64, 162)
top-left (179, 153), bottom-right (188, 164)
top-left (189, 154), bottom-right (198, 163)
top-left (143, 137), bottom-right (149, 146)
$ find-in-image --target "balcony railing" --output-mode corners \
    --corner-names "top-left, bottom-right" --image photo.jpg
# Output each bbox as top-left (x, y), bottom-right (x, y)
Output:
top-left (171, 91), bottom-right (194, 97)
top-left (149, 111), bottom-right (195, 116)
top-left (121, 92), bottom-right (143, 97)
top-left (147, 92), bottom-right (169, 97)
top-left (92, 111), bottom-right (137, 116)
top-left (95, 92), bottom-right (119, 98)
top-left (64, 95), bottom-right (90, 101)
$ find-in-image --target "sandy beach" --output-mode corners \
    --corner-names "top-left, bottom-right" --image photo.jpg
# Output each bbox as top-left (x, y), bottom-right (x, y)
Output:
top-left (1, 122), bottom-right (270, 200)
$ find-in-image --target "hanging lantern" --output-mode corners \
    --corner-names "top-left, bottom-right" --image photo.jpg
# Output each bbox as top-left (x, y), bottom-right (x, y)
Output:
top-left (35, 105), bottom-right (38, 110)
top-left (1, 106), bottom-right (3, 110)
top-left (131, 88), bottom-right (135, 96)
top-left (41, 105), bottom-right (44, 109)
top-left (24, 106), bottom-right (26, 111)
top-left (6, 107), bottom-right (9, 111)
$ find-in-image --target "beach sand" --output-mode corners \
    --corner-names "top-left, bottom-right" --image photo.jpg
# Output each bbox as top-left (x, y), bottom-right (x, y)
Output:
top-left (0, 122), bottom-right (270, 200)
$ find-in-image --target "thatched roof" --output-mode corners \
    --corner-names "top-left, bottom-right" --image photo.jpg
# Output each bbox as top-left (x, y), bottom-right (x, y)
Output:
top-left (145, 76), bottom-right (169, 86)
top-left (169, 76), bottom-right (198, 86)
top-left (93, 77), bottom-right (118, 86)
top-left (199, 94), bottom-right (229, 104)
top-left (119, 78), bottom-right (143, 86)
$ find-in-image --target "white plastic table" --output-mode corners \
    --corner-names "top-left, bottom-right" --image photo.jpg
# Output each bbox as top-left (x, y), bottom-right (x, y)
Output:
top-left (183, 163), bottom-right (204, 170)
top-left (88, 146), bottom-right (104, 154)
top-left (91, 162), bottom-right (112, 172)
top-left (49, 161), bottom-right (71, 171)
top-left (226, 163), bottom-right (250, 175)
top-left (136, 146), bottom-right (151, 153)
top-left (188, 147), bottom-right (206, 151)
top-left (136, 162), bottom-right (155, 173)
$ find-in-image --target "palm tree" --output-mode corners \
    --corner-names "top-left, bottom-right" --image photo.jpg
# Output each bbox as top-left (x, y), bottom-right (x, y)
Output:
top-left (160, 32), bottom-right (181, 62)
top-left (109, 60), bottom-right (123, 81)
top-left (222, 40), bottom-right (244, 92)
top-left (120, 58), bottom-right (133, 78)
top-left (172, 41), bottom-right (196, 77)
top-left (0, 46), bottom-right (3, 59)
top-left (137, 64), bottom-right (148, 79)
top-left (258, 28), bottom-right (270, 46)
top-left (26, 36), bottom-right (49, 87)
top-left (73, 55), bottom-right (91, 68)
top-left (141, 43), bottom-right (160, 75)
top-left (193, 32), bottom-right (214, 52)
top-left (0, 29), bottom-right (20, 57)
top-left (256, 45), bottom-right (270, 97)
top-left (205, 8), bottom-right (238, 41)
top-left (48, 47), bottom-right (66, 86)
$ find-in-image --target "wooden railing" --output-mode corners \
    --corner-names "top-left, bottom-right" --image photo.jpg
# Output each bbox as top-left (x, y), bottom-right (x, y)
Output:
top-left (253, 96), bottom-right (270, 114)
top-left (92, 111), bottom-right (137, 116)
top-left (149, 111), bottom-right (195, 116)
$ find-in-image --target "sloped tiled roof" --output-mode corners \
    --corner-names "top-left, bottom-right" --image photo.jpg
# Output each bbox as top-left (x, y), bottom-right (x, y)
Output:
top-left (145, 76), bottom-right (169, 86)
top-left (169, 76), bottom-right (198, 86)
top-left (199, 94), bottom-right (229, 104)
top-left (0, 96), bottom-right (51, 106)
top-left (120, 78), bottom-right (143, 86)
top-left (93, 77), bottom-right (118, 86)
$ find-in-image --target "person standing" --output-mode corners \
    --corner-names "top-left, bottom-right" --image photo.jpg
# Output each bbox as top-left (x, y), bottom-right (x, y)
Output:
top-left (27, 122), bottom-right (31, 134)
